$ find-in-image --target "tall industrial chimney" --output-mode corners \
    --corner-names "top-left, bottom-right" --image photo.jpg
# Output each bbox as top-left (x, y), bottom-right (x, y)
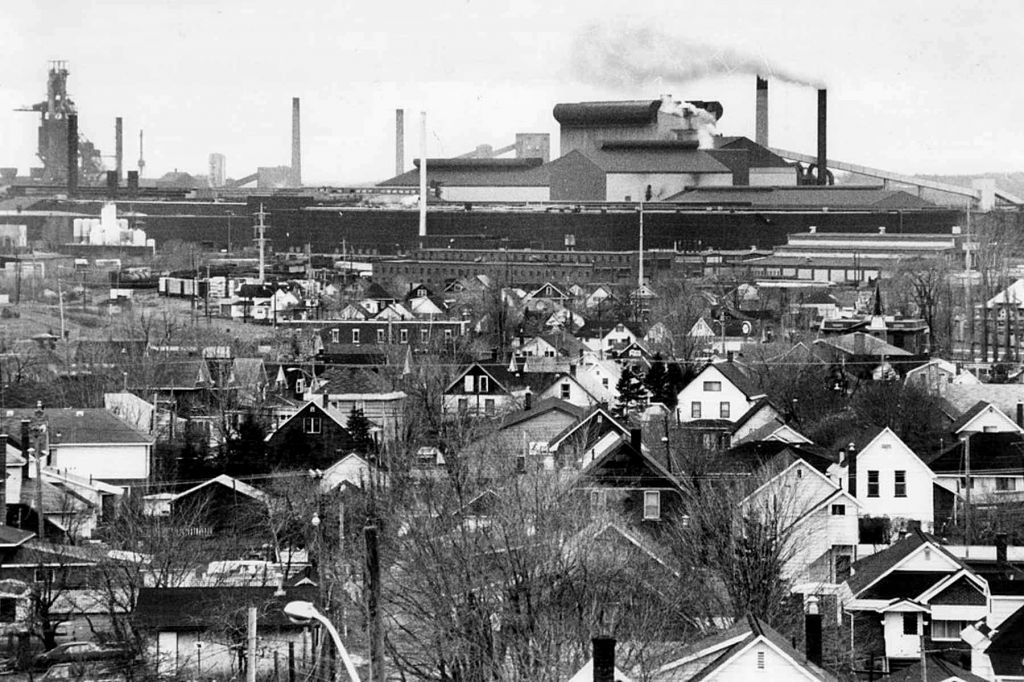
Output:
top-left (67, 113), bottom-right (78, 194)
top-left (755, 76), bottom-right (769, 147)
top-left (419, 111), bottom-right (427, 238)
top-left (395, 109), bottom-right (405, 176)
top-left (816, 89), bottom-right (827, 185)
top-left (291, 97), bottom-right (301, 187)
top-left (115, 117), bottom-right (123, 181)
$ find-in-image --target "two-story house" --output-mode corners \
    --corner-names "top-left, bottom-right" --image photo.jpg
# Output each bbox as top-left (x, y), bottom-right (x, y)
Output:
top-left (674, 360), bottom-right (767, 426)
top-left (840, 427), bottom-right (937, 536)
top-left (264, 401), bottom-right (357, 469)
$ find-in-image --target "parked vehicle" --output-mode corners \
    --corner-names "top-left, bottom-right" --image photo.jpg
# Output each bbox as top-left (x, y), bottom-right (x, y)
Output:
top-left (32, 643), bottom-right (133, 671)
top-left (39, 662), bottom-right (126, 682)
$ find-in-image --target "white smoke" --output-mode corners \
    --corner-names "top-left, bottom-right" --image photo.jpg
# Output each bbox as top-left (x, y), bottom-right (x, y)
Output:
top-left (571, 22), bottom-right (825, 89)
top-left (659, 96), bottom-right (718, 149)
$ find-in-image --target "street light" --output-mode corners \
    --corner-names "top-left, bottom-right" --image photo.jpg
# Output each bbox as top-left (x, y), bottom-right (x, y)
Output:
top-left (283, 601), bottom-right (361, 682)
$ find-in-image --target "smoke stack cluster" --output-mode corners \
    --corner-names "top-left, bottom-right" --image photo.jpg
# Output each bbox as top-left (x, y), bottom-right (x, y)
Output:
top-left (755, 76), bottom-right (769, 147)
top-left (395, 109), bottom-right (405, 176)
top-left (817, 89), bottom-right (827, 185)
top-left (291, 97), bottom-right (302, 187)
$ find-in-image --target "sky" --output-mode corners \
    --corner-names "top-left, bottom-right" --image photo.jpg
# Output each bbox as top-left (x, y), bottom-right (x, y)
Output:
top-left (1, 0), bottom-right (1022, 185)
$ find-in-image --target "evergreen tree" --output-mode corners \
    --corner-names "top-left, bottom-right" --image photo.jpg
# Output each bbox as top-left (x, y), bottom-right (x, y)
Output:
top-left (225, 414), bottom-right (269, 475)
top-left (644, 355), bottom-right (679, 408)
top-left (347, 407), bottom-right (376, 456)
top-left (613, 364), bottom-right (649, 420)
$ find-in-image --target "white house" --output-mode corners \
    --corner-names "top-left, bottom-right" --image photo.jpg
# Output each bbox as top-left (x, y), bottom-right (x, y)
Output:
top-left (742, 458), bottom-right (860, 585)
top-left (652, 614), bottom-right (836, 681)
top-left (319, 453), bottom-right (386, 492)
top-left (1, 408), bottom-right (153, 484)
top-left (675, 361), bottom-right (766, 424)
top-left (841, 427), bottom-right (936, 532)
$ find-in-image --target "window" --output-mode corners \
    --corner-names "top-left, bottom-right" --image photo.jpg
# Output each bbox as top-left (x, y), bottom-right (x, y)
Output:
top-left (484, 399), bottom-right (495, 416)
top-left (997, 477), bottom-right (1017, 492)
top-left (702, 433), bottom-right (718, 450)
top-left (643, 491), bottom-right (661, 520)
top-left (464, 375), bottom-right (475, 392)
top-left (720, 402), bottom-right (730, 419)
top-left (421, 328), bottom-right (429, 343)
top-left (479, 376), bottom-right (489, 393)
top-left (0, 598), bottom-right (15, 623)
top-left (932, 620), bottom-right (969, 641)
top-left (352, 329), bottom-right (360, 344)
top-left (444, 329), bottom-right (453, 341)
top-left (34, 568), bottom-right (55, 584)
top-left (894, 470), bottom-right (907, 498)
top-left (560, 383), bottom-right (571, 400)
top-left (902, 613), bottom-right (918, 635)
top-left (691, 402), bottom-right (702, 419)
top-left (602, 378), bottom-right (609, 388)
top-left (703, 381), bottom-right (722, 392)
top-left (457, 398), bottom-right (468, 413)
top-left (867, 470), bottom-right (880, 498)
top-left (590, 490), bottom-right (606, 511)
top-left (303, 417), bottom-right (322, 434)
top-left (377, 329), bottom-right (385, 343)
top-left (756, 650), bottom-right (765, 670)
top-left (831, 504), bottom-right (846, 516)
top-left (295, 378), bottom-right (305, 394)
top-left (400, 329), bottom-right (409, 344)
top-left (835, 555), bottom-right (852, 582)
top-left (330, 329), bottom-right (339, 344)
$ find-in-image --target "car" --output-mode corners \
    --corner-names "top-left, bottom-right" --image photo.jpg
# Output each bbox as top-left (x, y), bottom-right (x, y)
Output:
top-left (39, 662), bottom-right (126, 682)
top-left (32, 643), bottom-right (133, 671)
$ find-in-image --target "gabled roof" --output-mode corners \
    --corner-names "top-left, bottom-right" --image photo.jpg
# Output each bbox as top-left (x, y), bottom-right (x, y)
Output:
top-left (444, 363), bottom-right (512, 395)
top-left (846, 529), bottom-right (969, 597)
top-left (163, 474), bottom-right (266, 504)
top-left (711, 440), bottom-right (835, 475)
top-left (885, 654), bottom-right (987, 682)
top-left (0, 408), bottom-right (152, 446)
top-left (362, 282), bottom-right (396, 300)
top-left (985, 603), bottom-right (1024, 676)
top-left (577, 432), bottom-right (683, 492)
top-left (499, 399), bottom-right (585, 431)
top-left (0, 525), bottom-right (35, 548)
top-left (548, 405), bottom-right (629, 452)
top-left (948, 400), bottom-right (1023, 435)
top-left (692, 360), bottom-right (765, 400)
top-left (267, 401), bottom-right (348, 439)
top-left (926, 432), bottom-right (1024, 474)
top-left (813, 333), bottom-right (912, 357)
top-left (656, 614), bottom-right (837, 682)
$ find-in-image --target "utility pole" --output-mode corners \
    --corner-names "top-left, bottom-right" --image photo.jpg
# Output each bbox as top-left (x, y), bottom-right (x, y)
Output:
top-left (365, 481), bottom-right (384, 682)
top-left (255, 204), bottom-right (268, 284)
top-left (964, 435), bottom-right (972, 552)
top-left (246, 606), bottom-right (258, 682)
top-left (30, 403), bottom-right (46, 540)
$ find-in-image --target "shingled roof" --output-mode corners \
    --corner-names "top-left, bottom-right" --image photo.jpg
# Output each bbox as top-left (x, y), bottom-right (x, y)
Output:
top-left (134, 586), bottom-right (318, 630)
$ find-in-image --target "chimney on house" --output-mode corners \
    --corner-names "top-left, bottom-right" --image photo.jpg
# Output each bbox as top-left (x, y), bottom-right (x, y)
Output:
top-left (726, 350), bottom-right (734, 363)
top-left (524, 391), bottom-right (533, 411)
top-left (804, 596), bottom-right (823, 666)
top-left (592, 636), bottom-right (615, 682)
top-left (630, 428), bottom-right (642, 451)
top-left (846, 442), bottom-right (857, 497)
top-left (570, 363), bottom-right (577, 378)
top-left (1017, 402), bottom-right (1023, 428)
top-left (20, 420), bottom-right (30, 481)
top-left (997, 532), bottom-right (1008, 564)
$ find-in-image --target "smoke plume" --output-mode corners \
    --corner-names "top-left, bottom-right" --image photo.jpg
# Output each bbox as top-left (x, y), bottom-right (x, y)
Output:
top-left (571, 23), bottom-right (824, 89)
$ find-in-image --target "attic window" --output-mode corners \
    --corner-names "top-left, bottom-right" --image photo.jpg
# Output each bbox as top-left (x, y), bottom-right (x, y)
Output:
top-left (703, 381), bottom-right (722, 392)
top-left (478, 376), bottom-right (489, 393)
top-left (400, 329), bottom-right (409, 344)
top-left (331, 329), bottom-right (339, 344)
top-left (303, 417), bottom-right (322, 434)
top-left (643, 491), bottom-right (661, 520)
top-left (352, 329), bottom-right (360, 344)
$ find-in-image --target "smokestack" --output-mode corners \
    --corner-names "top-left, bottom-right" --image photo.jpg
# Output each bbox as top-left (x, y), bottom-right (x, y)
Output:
top-left (592, 636), bottom-right (615, 682)
top-left (816, 89), bottom-right (827, 185)
top-left (115, 117), bottom-right (123, 181)
top-left (419, 111), bottom-right (427, 238)
top-left (755, 76), bottom-right (769, 147)
top-left (291, 97), bottom-right (301, 187)
top-left (67, 114), bottom-right (78, 194)
top-left (395, 109), bottom-right (405, 176)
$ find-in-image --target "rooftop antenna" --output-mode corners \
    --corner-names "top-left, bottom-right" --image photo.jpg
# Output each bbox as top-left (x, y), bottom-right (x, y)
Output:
top-left (137, 129), bottom-right (146, 176)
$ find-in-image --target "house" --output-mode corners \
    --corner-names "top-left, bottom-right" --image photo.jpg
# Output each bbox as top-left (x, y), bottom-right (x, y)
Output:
top-left (883, 655), bottom-right (987, 682)
top-left (134, 586), bottom-right (320, 678)
top-left (905, 359), bottom-right (980, 394)
top-left (741, 457), bottom-right (860, 584)
top-left (549, 404), bottom-right (630, 469)
top-left (652, 614), bottom-right (837, 681)
top-left (927, 433), bottom-right (1024, 508)
top-left (576, 321), bottom-right (641, 355)
top-left (143, 475), bottom-right (267, 540)
top-left (533, 370), bottom-right (601, 409)
top-left (443, 364), bottom-right (521, 417)
top-left (574, 355), bottom-right (622, 406)
top-left (264, 402), bottom-right (357, 469)
top-left (840, 427), bottom-right (937, 535)
top-left (941, 386), bottom-right (1024, 430)
top-left (317, 452), bottom-right (386, 492)
top-left (812, 333), bottom-right (916, 380)
top-left (842, 530), bottom-right (987, 670)
top-left (575, 429), bottom-right (684, 531)
top-left (304, 367), bottom-right (407, 443)
top-left (0, 408), bottom-right (153, 485)
top-left (675, 359), bottom-right (766, 424)
top-left (490, 399), bottom-right (586, 470)
top-left (565, 637), bottom-right (632, 682)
